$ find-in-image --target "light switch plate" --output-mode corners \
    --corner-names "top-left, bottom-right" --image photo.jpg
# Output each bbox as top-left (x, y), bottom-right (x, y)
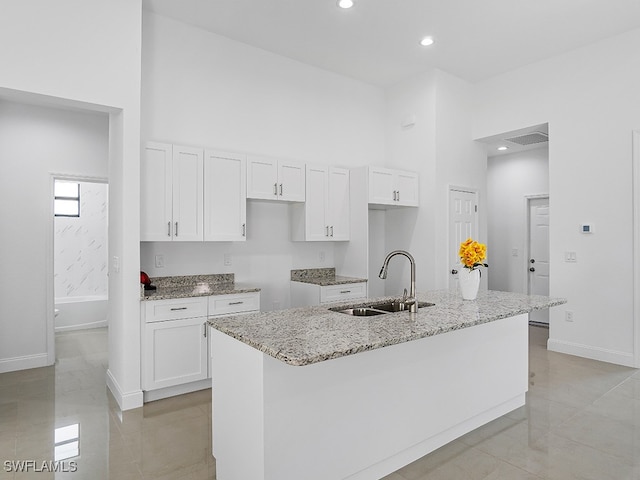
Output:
top-left (155, 254), bottom-right (165, 268)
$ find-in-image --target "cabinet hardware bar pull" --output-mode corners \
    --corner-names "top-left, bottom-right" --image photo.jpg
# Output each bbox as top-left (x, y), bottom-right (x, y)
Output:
top-left (242, 223), bottom-right (246, 237)
top-left (397, 191), bottom-right (400, 202)
top-left (175, 222), bottom-right (178, 237)
top-left (203, 323), bottom-right (207, 338)
top-left (279, 183), bottom-right (283, 196)
top-left (274, 183), bottom-right (278, 195)
top-left (340, 290), bottom-right (351, 294)
top-left (228, 301), bottom-right (244, 305)
top-left (326, 226), bottom-right (329, 237)
top-left (170, 307), bottom-right (188, 311)
top-left (392, 190), bottom-right (397, 201)
top-left (168, 222), bottom-right (171, 236)
top-left (330, 226), bottom-right (334, 237)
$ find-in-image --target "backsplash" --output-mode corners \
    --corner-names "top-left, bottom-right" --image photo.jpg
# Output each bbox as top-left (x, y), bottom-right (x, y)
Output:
top-left (54, 182), bottom-right (108, 299)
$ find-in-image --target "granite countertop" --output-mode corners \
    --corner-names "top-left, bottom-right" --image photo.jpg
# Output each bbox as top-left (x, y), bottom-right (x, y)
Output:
top-left (290, 267), bottom-right (368, 286)
top-left (207, 290), bottom-right (566, 366)
top-left (141, 274), bottom-right (260, 301)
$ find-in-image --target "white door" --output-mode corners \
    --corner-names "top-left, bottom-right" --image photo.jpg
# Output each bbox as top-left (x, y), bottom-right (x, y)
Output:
top-left (449, 189), bottom-right (478, 289)
top-left (328, 167), bottom-right (350, 240)
top-left (204, 150), bottom-right (246, 241)
top-left (369, 167), bottom-right (395, 205)
top-left (247, 155), bottom-right (278, 200)
top-left (396, 171), bottom-right (419, 206)
top-left (305, 165), bottom-right (329, 241)
top-left (172, 145), bottom-right (204, 241)
top-left (278, 160), bottom-right (306, 201)
top-left (528, 197), bottom-right (550, 324)
top-left (141, 142), bottom-right (173, 241)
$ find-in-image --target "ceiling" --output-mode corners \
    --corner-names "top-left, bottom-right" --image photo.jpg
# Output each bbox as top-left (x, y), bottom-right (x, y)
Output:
top-left (143, 0), bottom-right (640, 87)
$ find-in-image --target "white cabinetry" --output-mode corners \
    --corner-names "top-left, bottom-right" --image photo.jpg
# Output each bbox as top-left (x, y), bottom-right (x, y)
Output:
top-left (290, 281), bottom-right (367, 307)
top-left (368, 167), bottom-right (419, 207)
top-left (204, 150), bottom-right (247, 241)
top-left (290, 165), bottom-right (350, 241)
top-left (141, 142), bottom-right (204, 241)
top-left (247, 155), bottom-right (305, 202)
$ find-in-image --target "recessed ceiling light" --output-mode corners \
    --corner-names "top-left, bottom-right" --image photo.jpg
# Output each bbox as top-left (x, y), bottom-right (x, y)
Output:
top-left (337, 0), bottom-right (354, 8)
top-left (497, 146), bottom-right (509, 151)
top-left (420, 36), bottom-right (434, 47)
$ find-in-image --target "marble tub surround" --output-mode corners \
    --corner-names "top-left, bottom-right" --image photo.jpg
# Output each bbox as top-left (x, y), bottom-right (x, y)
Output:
top-left (207, 289), bottom-right (566, 366)
top-left (290, 267), bottom-right (367, 286)
top-left (141, 273), bottom-right (260, 301)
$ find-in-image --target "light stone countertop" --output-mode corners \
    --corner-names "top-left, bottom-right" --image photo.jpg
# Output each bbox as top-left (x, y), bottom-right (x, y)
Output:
top-left (207, 289), bottom-right (566, 366)
top-left (141, 273), bottom-right (260, 301)
top-left (290, 267), bottom-right (368, 286)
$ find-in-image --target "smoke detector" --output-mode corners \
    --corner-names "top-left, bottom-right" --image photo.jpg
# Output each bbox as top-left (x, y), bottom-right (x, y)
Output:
top-left (504, 131), bottom-right (548, 146)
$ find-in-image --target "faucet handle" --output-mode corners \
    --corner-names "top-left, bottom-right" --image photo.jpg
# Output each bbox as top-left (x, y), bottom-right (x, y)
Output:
top-left (402, 288), bottom-right (408, 302)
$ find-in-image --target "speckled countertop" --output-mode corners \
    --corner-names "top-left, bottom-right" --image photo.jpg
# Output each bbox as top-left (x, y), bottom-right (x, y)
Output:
top-left (141, 274), bottom-right (260, 301)
top-left (207, 289), bottom-right (566, 366)
top-left (290, 267), bottom-right (368, 286)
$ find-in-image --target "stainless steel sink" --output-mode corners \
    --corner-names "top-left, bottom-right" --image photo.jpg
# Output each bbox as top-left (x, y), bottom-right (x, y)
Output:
top-left (330, 300), bottom-right (434, 316)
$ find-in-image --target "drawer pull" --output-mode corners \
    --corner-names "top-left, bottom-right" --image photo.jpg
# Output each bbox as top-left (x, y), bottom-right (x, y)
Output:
top-left (170, 307), bottom-right (188, 311)
top-left (228, 301), bottom-right (244, 305)
top-left (340, 290), bottom-right (351, 294)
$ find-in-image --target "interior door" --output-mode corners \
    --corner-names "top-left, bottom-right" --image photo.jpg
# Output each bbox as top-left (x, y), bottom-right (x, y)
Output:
top-left (449, 189), bottom-right (478, 289)
top-left (528, 197), bottom-right (550, 324)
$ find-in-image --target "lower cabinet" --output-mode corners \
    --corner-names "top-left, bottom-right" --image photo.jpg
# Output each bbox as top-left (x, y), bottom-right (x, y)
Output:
top-left (290, 281), bottom-right (367, 307)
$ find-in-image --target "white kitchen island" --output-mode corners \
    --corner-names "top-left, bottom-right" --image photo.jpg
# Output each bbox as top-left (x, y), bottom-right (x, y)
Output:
top-left (208, 290), bottom-right (565, 480)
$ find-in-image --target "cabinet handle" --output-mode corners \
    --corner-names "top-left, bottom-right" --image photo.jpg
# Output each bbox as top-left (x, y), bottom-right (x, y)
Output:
top-left (203, 322), bottom-right (207, 338)
top-left (175, 222), bottom-right (178, 237)
top-left (274, 182), bottom-right (278, 195)
top-left (340, 290), bottom-right (351, 294)
top-left (326, 226), bottom-right (329, 237)
top-left (279, 183), bottom-right (283, 196)
top-left (242, 223), bottom-right (246, 237)
top-left (167, 221), bottom-right (171, 237)
top-left (228, 301), bottom-right (244, 305)
top-left (397, 190), bottom-right (400, 202)
top-left (170, 307), bottom-right (188, 311)
top-left (392, 190), bottom-right (397, 201)
top-left (330, 226), bottom-right (334, 237)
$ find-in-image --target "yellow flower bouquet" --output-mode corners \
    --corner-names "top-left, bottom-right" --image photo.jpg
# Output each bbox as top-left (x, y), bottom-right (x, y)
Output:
top-left (459, 238), bottom-right (488, 272)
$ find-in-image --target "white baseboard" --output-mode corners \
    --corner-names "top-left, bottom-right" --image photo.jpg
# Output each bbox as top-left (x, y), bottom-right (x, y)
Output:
top-left (0, 353), bottom-right (50, 373)
top-left (55, 320), bottom-right (108, 333)
top-left (548, 338), bottom-right (636, 367)
top-left (106, 369), bottom-right (144, 411)
top-left (143, 379), bottom-right (211, 403)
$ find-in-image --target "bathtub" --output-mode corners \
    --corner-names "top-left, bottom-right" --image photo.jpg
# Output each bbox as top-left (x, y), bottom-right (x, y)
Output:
top-left (54, 295), bottom-right (108, 332)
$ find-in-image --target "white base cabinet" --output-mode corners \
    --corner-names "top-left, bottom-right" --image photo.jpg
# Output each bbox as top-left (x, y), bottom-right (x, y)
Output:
top-left (290, 281), bottom-right (367, 308)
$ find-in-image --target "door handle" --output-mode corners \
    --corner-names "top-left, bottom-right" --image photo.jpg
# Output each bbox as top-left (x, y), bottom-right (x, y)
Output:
top-left (530, 259), bottom-right (535, 264)
top-left (451, 269), bottom-right (458, 275)
top-left (529, 267), bottom-right (535, 272)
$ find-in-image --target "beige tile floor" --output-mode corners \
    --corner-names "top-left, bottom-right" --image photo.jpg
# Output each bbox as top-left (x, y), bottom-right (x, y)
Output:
top-left (0, 326), bottom-right (638, 479)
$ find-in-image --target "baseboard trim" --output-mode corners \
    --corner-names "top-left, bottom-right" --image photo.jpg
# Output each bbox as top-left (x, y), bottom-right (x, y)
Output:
top-left (55, 320), bottom-right (108, 333)
top-left (548, 338), bottom-right (636, 367)
top-left (143, 379), bottom-right (211, 403)
top-left (106, 369), bottom-right (144, 411)
top-left (0, 353), bottom-right (50, 373)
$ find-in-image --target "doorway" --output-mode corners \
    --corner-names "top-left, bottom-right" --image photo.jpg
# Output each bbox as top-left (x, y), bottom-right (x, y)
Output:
top-left (527, 196), bottom-right (550, 325)
top-left (449, 187), bottom-right (479, 290)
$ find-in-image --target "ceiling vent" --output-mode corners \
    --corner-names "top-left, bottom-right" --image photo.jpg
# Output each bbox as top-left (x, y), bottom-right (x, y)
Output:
top-left (505, 131), bottom-right (548, 146)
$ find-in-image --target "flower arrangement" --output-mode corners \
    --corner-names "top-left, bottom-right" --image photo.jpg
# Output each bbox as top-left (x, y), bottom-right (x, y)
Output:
top-left (459, 238), bottom-right (488, 271)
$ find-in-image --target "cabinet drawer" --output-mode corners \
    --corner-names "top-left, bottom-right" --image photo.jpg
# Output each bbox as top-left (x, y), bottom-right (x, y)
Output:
top-left (144, 297), bottom-right (208, 323)
top-left (209, 292), bottom-right (260, 316)
top-left (320, 282), bottom-right (367, 304)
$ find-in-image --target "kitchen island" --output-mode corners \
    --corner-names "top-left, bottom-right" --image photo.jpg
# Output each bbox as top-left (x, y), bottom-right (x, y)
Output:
top-left (208, 290), bottom-right (565, 480)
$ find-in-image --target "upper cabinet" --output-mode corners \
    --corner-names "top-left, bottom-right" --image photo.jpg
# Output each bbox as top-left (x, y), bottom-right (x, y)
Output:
top-left (368, 167), bottom-right (419, 207)
top-left (141, 142), bottom-right (204, 242)
top-left (203, 150), bottom-right (247, 241)
top-left (290, 165), bottom-right (350, 241)
top-left (247, 155), bottom-right (305, 202)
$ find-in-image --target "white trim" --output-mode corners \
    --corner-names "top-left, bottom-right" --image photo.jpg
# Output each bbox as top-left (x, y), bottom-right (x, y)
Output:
top-left (55, 319), bottom-right (108, 333)
top-left (524, 194), bottom-right (549, 296)
top-left (632, 131), bottom-right (640, 368)
top-left (548, 338), bottom-right (635, 368)
top-left (106, 369), bottom-right (143, 411)
top-left (143, 379), bottom-right (211, 403)
top-left (0, 353), bottom-right (49, 374)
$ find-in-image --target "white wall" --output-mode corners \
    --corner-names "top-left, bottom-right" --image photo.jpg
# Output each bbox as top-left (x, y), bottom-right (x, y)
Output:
top-left (0, 0), bottom-right (142, 408)
top-left (140, 12), bottom-right (386, 310)
top-left (474, 28), bottom-right (640, 366)
top-left (487, 147), bottom-right (549, 293)
top-left (55, 182), bottom-right (109, 300)
top-left (0, 101), bottom-right (108, 371)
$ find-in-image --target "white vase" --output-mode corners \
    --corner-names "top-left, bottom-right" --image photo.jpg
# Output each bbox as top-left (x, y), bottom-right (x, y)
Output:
top-left (458, 268), bottom-right (480, 300)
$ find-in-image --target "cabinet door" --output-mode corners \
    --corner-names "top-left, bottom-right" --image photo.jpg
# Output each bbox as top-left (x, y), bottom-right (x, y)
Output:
top-left (278, 160), bottom-right (306, 202)
top-left (368, 167), bottom-right (396, 205)
top-left (143, 317), bottom-right (208, 390)
top-left (204, 150), bottom-right (247, 241)
top-left (247, 155), bottom-right (278, 200)
top-left (328, 167), bottom-right (350, 241)
top-left (304, 165), bottom-right (329, 241)
top-left (396, 171), bottom-right (419, 207)
top-left (141, 142), bottom-right (173, 241)
top-left (172, 145), bottom-right (204, 241)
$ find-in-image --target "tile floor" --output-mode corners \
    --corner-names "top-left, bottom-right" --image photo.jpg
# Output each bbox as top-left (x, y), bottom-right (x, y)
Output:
top-left (0, 325), bottom-right (638, 479)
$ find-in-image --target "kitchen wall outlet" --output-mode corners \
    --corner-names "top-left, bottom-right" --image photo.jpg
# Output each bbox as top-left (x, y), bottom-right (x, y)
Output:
top-left (319, 251), bottom-right (326, 263)
top-left (112, 256), bottom-right (120, 273)
top-left (511, 248), bottom-right (519, 257)
top-left (565, 310), bottom-right (574, 322)
top-left (224, 253), bottom-right (232, 266)
top-left (155, 254), bottom-right (165, 268)
top-left (564, 251), bottom-right (577, 262)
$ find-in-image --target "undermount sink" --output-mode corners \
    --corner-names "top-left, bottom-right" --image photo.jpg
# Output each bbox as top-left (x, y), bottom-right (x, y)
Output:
top-left (330, 300), bottom-right (435, 316)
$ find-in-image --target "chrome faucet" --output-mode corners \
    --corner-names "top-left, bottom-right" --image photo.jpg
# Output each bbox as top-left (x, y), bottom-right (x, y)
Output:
top-left (378, 250), bottom-right (417, 313)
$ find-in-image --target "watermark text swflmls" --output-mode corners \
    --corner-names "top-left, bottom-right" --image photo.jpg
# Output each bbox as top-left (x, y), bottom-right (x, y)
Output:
top-left (4, 460), bottom-right (78, 473)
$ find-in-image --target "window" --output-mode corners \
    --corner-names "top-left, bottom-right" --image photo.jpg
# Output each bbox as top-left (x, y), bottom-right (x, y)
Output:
top-left (54, 181), bottom-right (80, 217)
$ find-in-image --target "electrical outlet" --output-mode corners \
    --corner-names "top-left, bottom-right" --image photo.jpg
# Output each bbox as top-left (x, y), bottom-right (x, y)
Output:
top-left (112, 256), bottom-right (120, 273)
top-left (565, 310), bottom-right (574, 322)
top-left (511, 248), bottom-right (518, 257)
top-left (224, 253), bottom-right (232, 266)
top-left (564, 251), bottom-right (577, 262)
top-left (319, 251), bottom-right (326, 263)
top-left (155, 254), bottom-right (165, 268)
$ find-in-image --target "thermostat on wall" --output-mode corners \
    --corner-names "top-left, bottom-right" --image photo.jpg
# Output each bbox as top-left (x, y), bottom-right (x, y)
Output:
top-left (580, 223), bottom-right (594, 234)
